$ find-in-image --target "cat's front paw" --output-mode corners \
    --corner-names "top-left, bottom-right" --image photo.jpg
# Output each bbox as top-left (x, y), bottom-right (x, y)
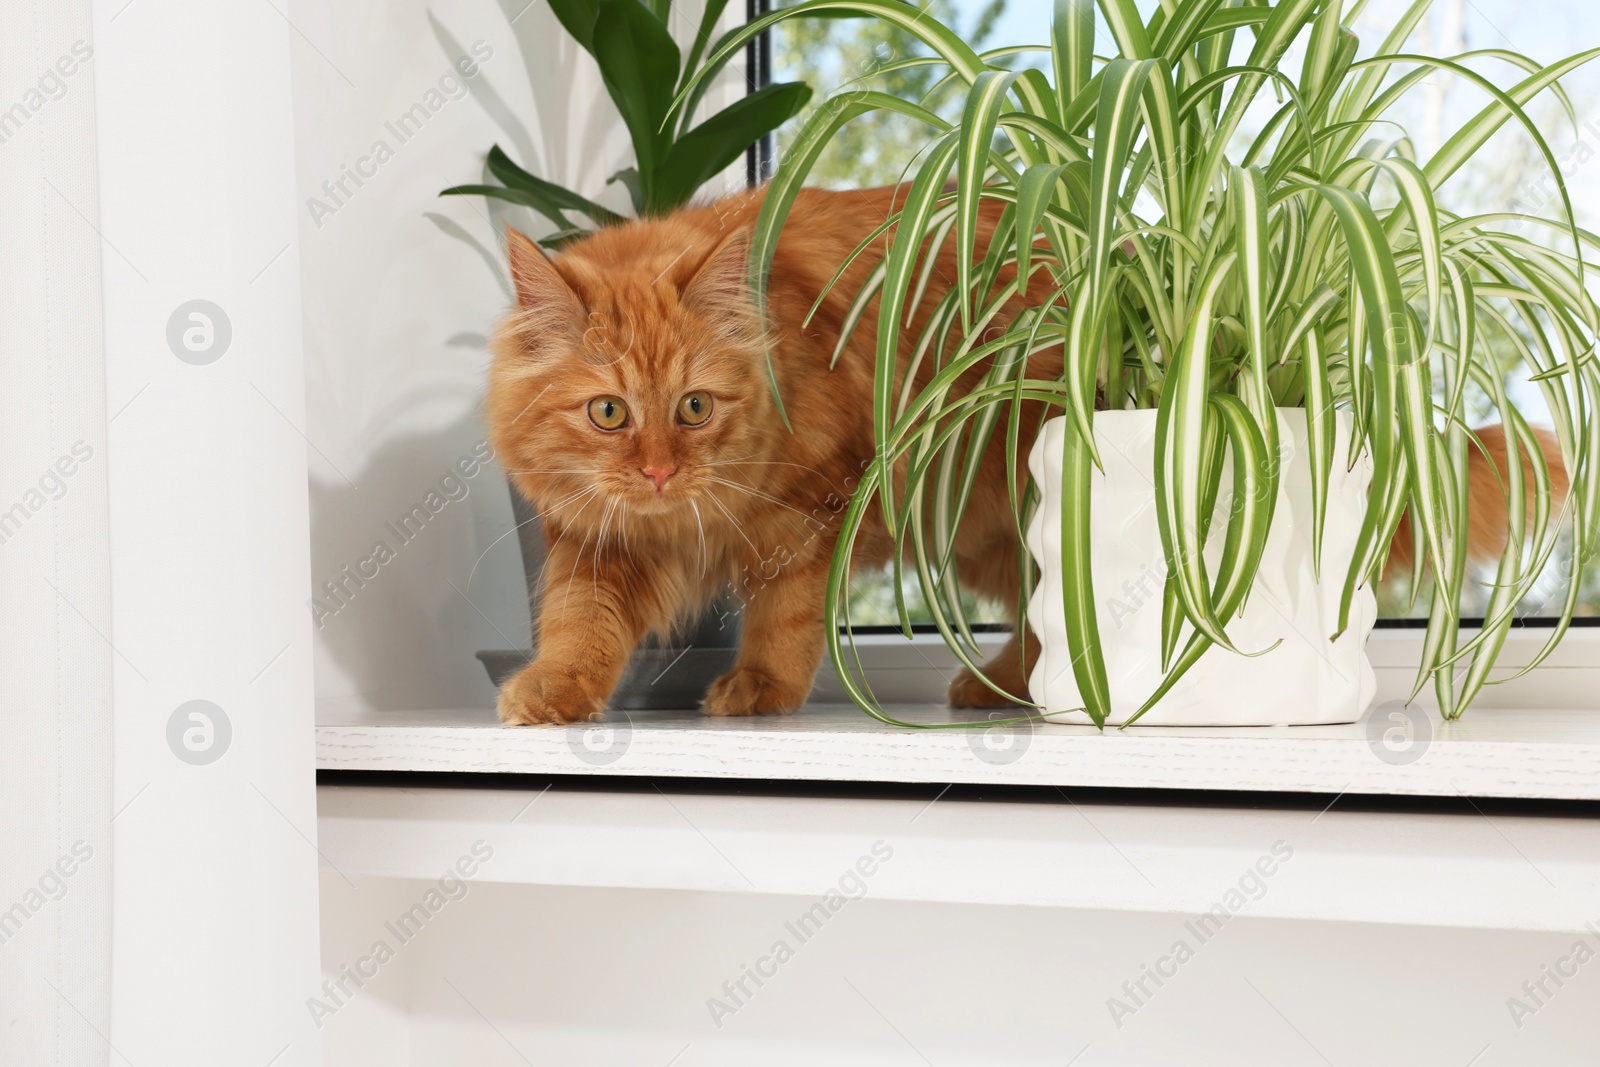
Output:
top-left (950, 633), bottom-right (1038, 708)
top-left (498, 661), bottom-right (606, 725)
top-left (948, 666), bottom-right (1027, 708)
top-left (703, 667), bottom-right (807, 717)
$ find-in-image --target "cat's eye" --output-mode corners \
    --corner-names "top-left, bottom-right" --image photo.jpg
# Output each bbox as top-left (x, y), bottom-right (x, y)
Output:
top-left (587, 396), bottom-right (629, 431)
top-left (677, 391), bottom-right (714, 426)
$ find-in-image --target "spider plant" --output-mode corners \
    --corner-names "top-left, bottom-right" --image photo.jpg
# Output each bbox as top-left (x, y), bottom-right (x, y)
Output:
top-left (680, 0), bottom-right (1600, 726)
top-left (442, 0), bottom-right (811, 244)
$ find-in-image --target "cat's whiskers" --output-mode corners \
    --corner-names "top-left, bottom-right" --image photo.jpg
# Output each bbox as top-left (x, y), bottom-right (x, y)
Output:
top-left (698, 450), bottom-right (781, 467)
top-left (689, 498), bottom-right (708, 576)
top-left (467, 479), bottom-right (602, 597)
top-left (700, 457), bottom-right (847, 493)
top-left (596, 497), bottom-right (636, 599)
top-left (466, 504), bottom-right (552, 589)
top-left (701, 456), bottom-right (831, 478)
top-left (539, 485), bottom-right (610, 550)
top-left (602, 496), bottom-right (623, 563)
top-left (701, 488), bottom-right (761, 558)
top-left (541, 482), bottom-right (604, 516)
top-left (701, 475), bottom-right (811, 519)
top-left (534, 485), bottom-right (605, 588)
top-left (610, 498), bottom-right (633, 563)
top-left (591, 498), bottom-right (617, 595)
top-left (563, 498), bottom-right (610, 612)
top-left (619, 501), bottom-right (637, 564)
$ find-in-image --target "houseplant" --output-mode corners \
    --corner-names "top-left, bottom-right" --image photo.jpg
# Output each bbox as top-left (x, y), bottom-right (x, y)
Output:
top-left (442, 0), bottom-right (811, 244)
top-left (681, 0), bottom-right (1599, 726)
top-left (449, 0), bottom-right (812, 706)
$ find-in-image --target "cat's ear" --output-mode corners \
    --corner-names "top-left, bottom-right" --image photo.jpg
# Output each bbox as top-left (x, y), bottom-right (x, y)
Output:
top-left (683, 229), bottom-right (766, 344)
top-left (506, 226), bottom-right (585, 329)
top-left (683, 230), bottom-right (756, 312)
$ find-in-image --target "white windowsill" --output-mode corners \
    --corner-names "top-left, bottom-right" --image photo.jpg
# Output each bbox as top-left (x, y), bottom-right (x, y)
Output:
top-left (316, 713), bottom-right (1600, 804)
top-left (316, 628), bottom-right (1600, 799)
top-left (317, 628), bottom-right (1600, 799)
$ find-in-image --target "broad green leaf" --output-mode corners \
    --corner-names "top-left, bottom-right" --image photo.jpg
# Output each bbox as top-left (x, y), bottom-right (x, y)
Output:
top-left (440, 184), bottom-right (574, 231)
top-left (484, 144), bottom-right (629, 225)
top-left (590, 0), bottom-right (681, 210)
top-left (653, 82), bottom-right (812, 209)
top-left (546, 0), bottom-right (602, 52)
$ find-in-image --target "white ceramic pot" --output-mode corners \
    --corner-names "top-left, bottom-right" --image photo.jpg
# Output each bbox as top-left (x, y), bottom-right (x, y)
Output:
top-left (1026, 409), bottom-right (1378, 726)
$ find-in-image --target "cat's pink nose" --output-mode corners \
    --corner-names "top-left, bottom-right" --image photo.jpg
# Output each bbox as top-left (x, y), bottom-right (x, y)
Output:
top-left (641, 465), bottom-right (676, 492)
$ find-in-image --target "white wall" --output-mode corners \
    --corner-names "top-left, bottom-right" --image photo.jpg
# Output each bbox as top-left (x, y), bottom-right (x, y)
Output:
top-left (289, 0), bottom-right (745, 716)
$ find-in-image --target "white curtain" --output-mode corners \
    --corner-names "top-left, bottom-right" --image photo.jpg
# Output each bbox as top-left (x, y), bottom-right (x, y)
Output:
top-left (0, 0), bottom-right (114, 1063)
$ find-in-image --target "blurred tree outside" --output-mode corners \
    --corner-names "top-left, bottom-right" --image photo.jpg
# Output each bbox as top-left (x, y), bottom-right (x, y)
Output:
top-left (772, 0), bottom-right (1006, 188)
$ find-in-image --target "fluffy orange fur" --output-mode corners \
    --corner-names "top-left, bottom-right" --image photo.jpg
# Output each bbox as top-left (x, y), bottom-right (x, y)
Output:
top-left (487, 185), bottom-right (1561, 725)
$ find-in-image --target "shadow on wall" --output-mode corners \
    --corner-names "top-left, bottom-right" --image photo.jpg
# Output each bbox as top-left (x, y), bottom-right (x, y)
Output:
top-left (431, 0), bottom-right (640, 244)
top-left (299, 0), bottom-right (645, 713)
top-left (308, 408), bottom-right (530, 711)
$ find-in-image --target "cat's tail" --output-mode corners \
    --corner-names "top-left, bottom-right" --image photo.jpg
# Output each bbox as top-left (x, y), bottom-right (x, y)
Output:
top-left (1384, 424), bottom-right (1570, 577)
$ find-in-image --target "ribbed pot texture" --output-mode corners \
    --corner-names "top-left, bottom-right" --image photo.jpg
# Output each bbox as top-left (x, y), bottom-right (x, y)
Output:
top-left (1027, 409), bottom-right (1378, 726)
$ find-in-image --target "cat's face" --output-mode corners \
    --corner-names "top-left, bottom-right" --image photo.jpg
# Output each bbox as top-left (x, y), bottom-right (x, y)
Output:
top-left (488, 225), bottom-right (774, 531)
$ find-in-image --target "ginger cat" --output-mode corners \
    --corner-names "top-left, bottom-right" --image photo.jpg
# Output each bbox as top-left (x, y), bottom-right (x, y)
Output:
top-left (487, 185), bottom-right (1560, 725)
